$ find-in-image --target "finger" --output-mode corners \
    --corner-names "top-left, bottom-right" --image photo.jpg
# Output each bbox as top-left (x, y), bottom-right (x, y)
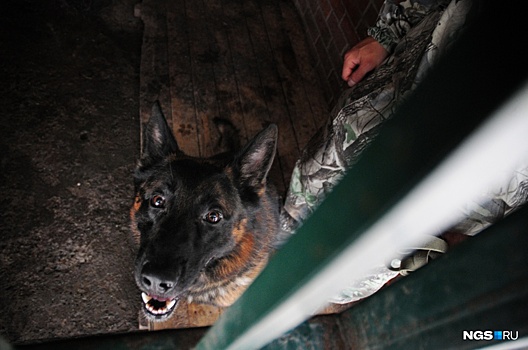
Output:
top-left (349, 64), bottom-right (371, 86)
top-left (341, 61), bottom-right (356, 81)
top-left (341, 53), bottom-right (359, 81)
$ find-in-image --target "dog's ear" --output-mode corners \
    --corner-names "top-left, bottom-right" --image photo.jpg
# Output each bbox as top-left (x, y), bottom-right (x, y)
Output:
top-left (234, 124), bottom-right (277, 190)
top-left (141, 101), bottom-right (181, 161)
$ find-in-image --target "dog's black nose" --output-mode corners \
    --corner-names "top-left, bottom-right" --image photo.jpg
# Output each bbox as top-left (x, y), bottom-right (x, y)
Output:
top-left (142, 274), bottom-right (174, 292)
top-left (140, 263), bottom-right (177, 295)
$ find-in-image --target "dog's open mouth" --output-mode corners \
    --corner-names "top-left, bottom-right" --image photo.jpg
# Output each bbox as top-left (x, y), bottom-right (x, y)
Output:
top-left (141, 292), bottom-right (178, 318)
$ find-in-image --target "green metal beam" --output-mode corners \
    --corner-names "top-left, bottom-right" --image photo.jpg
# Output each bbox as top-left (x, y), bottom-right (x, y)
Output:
top-left (195, 3), bottom-right (528, 349)
top-left (337, 205), bottom-right (528, 349)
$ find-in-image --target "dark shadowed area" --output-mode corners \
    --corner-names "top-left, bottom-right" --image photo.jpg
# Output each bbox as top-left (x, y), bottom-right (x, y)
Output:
top-left (0, 0), bottom-right (144, 344)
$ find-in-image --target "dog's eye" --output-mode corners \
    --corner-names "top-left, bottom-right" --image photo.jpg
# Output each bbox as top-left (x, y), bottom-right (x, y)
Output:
top-left (150, 195), bottom-right (166, 208)
top-left (204, 210), bottom-right (223, 224)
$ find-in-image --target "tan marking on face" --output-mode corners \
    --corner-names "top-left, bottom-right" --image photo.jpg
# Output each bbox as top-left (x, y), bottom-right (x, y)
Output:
top-left (212, 255), bottom-right (268, 307)
top-left (129, 195), bottom-right (142, 245)
top-left (133, 195), bottom-right (141, 211)
top-left (232, 219), bottom-right (248, 243)
top-left (217, 232), bottom-right (255, 279)
top-left (191, 232), bottom-right (272, 307)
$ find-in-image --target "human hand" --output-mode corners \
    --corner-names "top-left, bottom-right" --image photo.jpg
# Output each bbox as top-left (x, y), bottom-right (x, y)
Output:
top-left (341, 37), bottom-right (389, 87)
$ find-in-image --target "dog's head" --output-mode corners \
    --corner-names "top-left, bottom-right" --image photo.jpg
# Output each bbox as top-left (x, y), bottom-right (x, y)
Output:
top-left (130, 103), bottom-right (278, 320)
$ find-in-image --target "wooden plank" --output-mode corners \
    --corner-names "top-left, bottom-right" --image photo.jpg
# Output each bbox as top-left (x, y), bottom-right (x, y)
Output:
top-left (137, 0), bottom-right (172, 150)
top-left (221, 0), bottom-right (286, 193)
top-left (185, 0), bottom-right (221, 157)
top-left (145, 300), bottom-right (223, 330)
top-left (138, 0), bottom-right (224, 331)
top-left (202, 0), bottom-right (249, 147)
top-left (243, 0), bottom-right (299, 192)
top-left (138, 0), bottom-right (221, 330)
top-left (279, 1), bottom-right (330, 132)
top-left (166, 0), bottom-right (201, 156)
top-left (259, 0), bottom-right (319, 153)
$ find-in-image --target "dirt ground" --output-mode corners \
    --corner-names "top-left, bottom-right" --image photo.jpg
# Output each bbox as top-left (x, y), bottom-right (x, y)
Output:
top-left (0, 0), bottom-right (145, 344)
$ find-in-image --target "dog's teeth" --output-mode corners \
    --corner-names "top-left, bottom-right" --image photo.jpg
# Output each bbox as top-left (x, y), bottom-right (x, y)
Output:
top-left (141, 292), bottom-right (152, 304)
top-left (147, 304), bottom-right (156, 314)
top-left (146, 303), bottom-right (158, 314)
top-left (167, 299), bottom-right (176, 310)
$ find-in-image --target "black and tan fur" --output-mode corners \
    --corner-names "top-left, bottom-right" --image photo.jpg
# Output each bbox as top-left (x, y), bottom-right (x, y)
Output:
top-left (130, 102), bottom-right (280, 321)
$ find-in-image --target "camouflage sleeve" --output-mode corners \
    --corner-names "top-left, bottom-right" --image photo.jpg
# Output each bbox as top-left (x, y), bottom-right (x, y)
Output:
top-left (367, 0), bottom-right (451, 53)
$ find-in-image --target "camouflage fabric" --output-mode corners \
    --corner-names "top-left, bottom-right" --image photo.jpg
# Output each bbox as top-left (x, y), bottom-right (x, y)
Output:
top-left (282, 0), bottom-right (473, 233)
top-left (280, 0), bottom-right (528, 303)
top-left (450, 168), bottom-right (528, 236)
top-left (368, 0), bottom-right (453, 53)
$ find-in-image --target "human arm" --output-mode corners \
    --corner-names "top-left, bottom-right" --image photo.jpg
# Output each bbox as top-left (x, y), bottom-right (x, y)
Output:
top-left (342, 0), bottom-right (447, 86)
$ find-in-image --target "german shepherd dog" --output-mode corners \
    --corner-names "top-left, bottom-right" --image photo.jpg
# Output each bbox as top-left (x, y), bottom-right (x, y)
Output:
top-left (130, 102), bottom-right (280, 321)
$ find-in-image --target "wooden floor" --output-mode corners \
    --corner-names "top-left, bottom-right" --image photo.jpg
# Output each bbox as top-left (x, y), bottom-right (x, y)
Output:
top-left (136, 0), bottom-right (331, 330)
top-left (137, 0), bottom-right (329, 196)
